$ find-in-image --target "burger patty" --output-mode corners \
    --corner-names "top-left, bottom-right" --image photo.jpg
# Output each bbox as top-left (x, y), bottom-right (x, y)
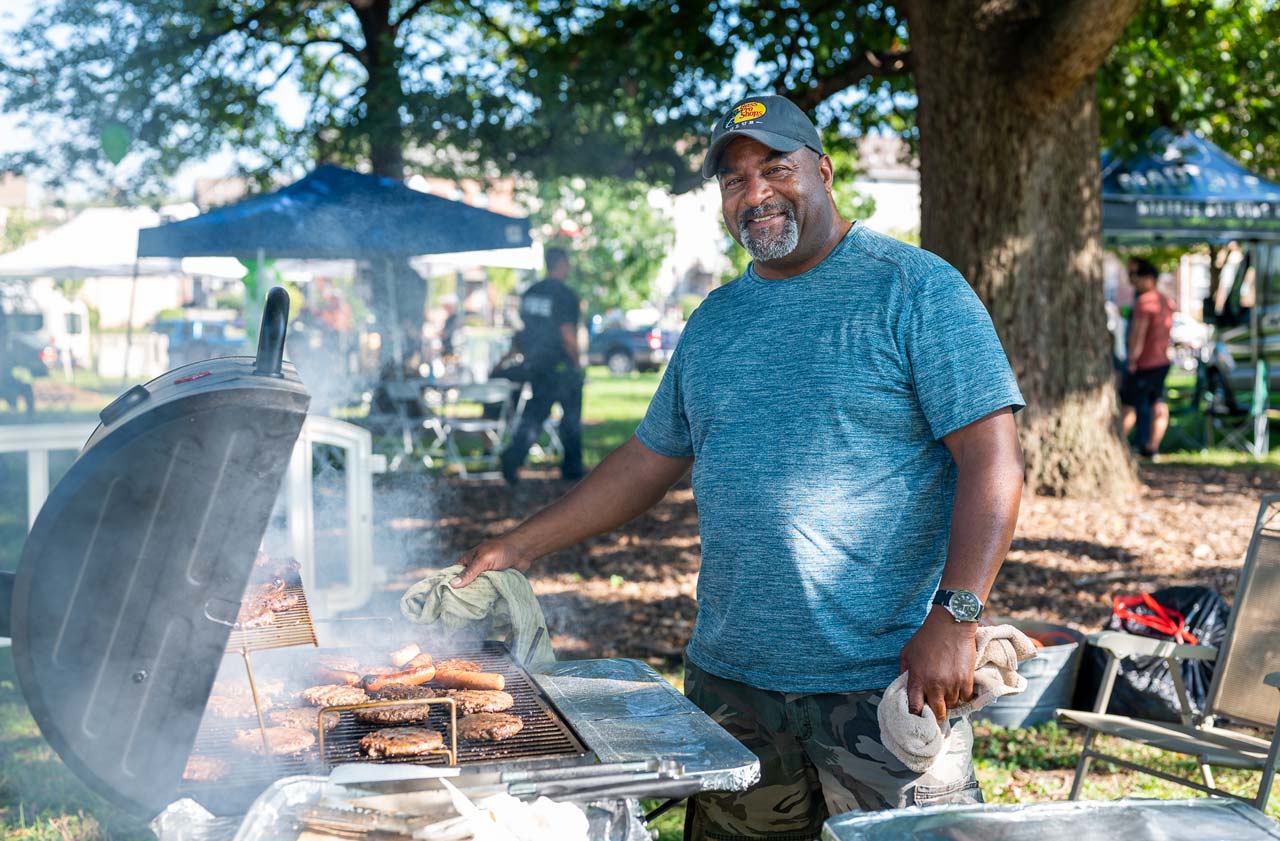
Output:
top-left (457, 713), bottom-right (523, 742)
top-left (301, 684), bottom-right (369, 707)
top-left (446, 690), bottom-right (514, 715)
top-left (233, 726), bottom-right (315, 755)
top-left (372, 684), bottom-right (439, 701)
top-left (355, 701), bottom-right (436, 724)
top-left (206, 692), bottom-right (272, 719)
top-left (360, 727), bottom-right (444, 758)
top-left (435, 659), bottom-right (481, 672)
top-left (234, 600), bottom-right (275, 629)
top-left (268, 706), bottom-right (340, 732)
top-left (182, 755), bottom-right (230, 782)
top-left (265, 590), bottom-right (300, 612)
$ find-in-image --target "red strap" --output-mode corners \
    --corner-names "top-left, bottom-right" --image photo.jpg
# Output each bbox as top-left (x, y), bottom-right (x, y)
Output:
top-left (1112, 593), bottom-right (1198, 645)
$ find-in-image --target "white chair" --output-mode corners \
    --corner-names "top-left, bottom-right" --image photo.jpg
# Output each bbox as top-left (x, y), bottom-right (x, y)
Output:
top-left (435, 379), bottom-right (518, 479)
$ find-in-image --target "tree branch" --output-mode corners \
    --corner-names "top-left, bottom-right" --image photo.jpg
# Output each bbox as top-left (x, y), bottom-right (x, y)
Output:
top-left (393, 0), bottom-right (434, 30)
top-left (280, 36), bottom-right (364, 60)
top-left (468, 2), bottom-right (522, 57)
top-left (789, 48), bottom-right (912, 111)
top-left (1012, 0), bottom-right (1140, 106)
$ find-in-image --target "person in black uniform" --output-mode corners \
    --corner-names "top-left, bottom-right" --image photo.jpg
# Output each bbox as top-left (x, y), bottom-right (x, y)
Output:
top-left (499, 247), bottom-right (584, 484)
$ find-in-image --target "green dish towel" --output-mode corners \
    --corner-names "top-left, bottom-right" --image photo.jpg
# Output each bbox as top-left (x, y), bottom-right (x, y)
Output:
top-left (400, 564), bottom-right (556, 671)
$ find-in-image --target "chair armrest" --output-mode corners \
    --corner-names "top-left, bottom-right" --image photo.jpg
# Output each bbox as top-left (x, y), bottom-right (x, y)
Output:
top-left (1265, 672), bottom-right (1280, 689)
top-left (1088, 631), bottom-right (1218, 662)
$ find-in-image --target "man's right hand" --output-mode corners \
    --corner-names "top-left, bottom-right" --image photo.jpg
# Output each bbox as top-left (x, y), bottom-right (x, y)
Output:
top-left (451, 538), bottom-right (532, 588)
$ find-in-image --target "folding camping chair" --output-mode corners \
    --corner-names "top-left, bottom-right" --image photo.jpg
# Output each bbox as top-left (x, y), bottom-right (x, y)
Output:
top-left (433, 379), bottom-right (518, 479)
top-left (1057, 494), bottom-right (1280, 810)
top-left (1205, 360), bottom-right (1277, 458)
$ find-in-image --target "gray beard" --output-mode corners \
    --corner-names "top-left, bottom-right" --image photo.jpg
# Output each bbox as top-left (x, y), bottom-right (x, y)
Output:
top-left (740, 209), bottom-right (799, 261)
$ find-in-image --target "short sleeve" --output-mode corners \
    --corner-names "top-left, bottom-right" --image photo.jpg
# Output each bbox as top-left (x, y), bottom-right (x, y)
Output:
top-left (635, 340), bottom-right (694, 458)
top-left (903, 267), bottom-right (1024, 441)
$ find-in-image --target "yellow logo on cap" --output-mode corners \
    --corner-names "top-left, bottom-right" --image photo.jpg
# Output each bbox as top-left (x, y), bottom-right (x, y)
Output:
top-left (727, 101), bottom-right (767, 126)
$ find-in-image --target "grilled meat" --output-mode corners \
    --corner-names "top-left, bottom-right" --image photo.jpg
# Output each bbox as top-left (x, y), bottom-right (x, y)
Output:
top-left (234, 600), bottom-right (275, 629)
top-left (371, 684), bottom-right (440, 702)
top-left (268, 706), bottom-right (340, 732)
top-left (457, 713), bottom-right (523, 742)
top-left (265, 589), bottom-right (300, 612)
top-left (446, 690), bottom-right (514, 715)
top-left (390, 643), bottom-right (421, 668)
top-left (233, 726), bottom-right (315, 755)
top-left (182, 755), bottom-right (230, 782)
top-left (359, 727), bottom-right (444, 758)
top-left (362, 663), bottom-right (436, 692)
top-left (433, 669), bottom-right (503, 691)
top-left (206, 692), bottom-right (272, 719)
top-left (301, 684), bottom-right (369, 707)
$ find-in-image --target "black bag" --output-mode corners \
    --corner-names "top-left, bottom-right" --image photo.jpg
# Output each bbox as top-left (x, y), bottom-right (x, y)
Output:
top-left (1072, 585), bottom-right (1230, 722)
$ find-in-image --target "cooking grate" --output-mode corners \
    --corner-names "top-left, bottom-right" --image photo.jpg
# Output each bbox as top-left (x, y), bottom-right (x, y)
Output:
top-left (179, 641), bottom-right (592, 815)
top-left (226, 584), bottom-right (318, 652)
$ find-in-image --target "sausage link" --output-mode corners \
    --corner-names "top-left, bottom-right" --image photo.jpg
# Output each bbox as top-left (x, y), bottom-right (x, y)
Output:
top-left (362, 664), bottom-right (437, 692)
top-left (432, 670), bottom-right (504, 691)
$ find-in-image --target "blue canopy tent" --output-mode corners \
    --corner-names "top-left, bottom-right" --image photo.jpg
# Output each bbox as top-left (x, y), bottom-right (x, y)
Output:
top-left (1102, 129), bottom-right (1280, 244)
top-left (136, 164), bottom-right (532, 364)
top-left (1102, 130), bottom-right (1280, 456)
top-left (137, 164), bottom-right (531, 260)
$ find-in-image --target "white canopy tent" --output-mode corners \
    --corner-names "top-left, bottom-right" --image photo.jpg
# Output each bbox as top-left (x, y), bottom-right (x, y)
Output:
top-left (0, 205), bottom-right (246, 281)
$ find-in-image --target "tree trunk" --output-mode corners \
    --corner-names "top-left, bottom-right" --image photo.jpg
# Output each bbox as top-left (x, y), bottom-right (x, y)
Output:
top-left (905, 2), bottom-right (1140, 497)
top-left (354, 0), bottom-right (405, 181)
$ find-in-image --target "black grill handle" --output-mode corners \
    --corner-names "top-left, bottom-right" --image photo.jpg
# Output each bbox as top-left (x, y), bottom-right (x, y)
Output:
top-left (0, 570), bottom-right (14, 638)
top-left (254, 286), bottom-right (290, 377)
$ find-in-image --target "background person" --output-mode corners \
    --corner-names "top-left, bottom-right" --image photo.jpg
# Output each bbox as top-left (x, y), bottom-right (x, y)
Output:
top-left (1120, 258), bottom-right (1174, 457)
top-left (498, 247), bottom-right (584, 483)
top-left (453, 95), bottom-right (1024, 838)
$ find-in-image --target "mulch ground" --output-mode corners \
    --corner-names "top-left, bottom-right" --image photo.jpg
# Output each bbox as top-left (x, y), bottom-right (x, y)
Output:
top-left (364, 462), bottom-right (1276, 668)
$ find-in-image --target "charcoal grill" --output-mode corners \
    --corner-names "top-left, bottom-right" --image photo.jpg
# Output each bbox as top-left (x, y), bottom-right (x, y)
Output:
top-left (0, 288), bottom-right (311, 817)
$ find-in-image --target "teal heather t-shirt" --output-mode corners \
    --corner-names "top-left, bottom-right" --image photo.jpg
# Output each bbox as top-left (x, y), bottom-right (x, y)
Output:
top-left (636, 224), bottom-right (1024, 694)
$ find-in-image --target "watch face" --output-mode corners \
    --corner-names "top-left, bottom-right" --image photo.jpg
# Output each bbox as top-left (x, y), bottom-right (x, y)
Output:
top-left (949, 590), bottom-right (983, 621)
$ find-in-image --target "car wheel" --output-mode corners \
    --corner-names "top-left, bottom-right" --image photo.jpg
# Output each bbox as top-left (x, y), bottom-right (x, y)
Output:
top-left (606, 350), bottom-right (635, 375)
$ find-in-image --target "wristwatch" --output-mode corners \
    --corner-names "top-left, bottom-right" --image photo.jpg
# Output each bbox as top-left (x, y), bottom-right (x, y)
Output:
top-left (932, 589), bottom-right (984, 622)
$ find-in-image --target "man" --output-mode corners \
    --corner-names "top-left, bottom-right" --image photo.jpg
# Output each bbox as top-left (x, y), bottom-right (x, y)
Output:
top-left (1120, 258), bottom-right (1174, 458)
top-left (498, 247), bottom-right (584, 482)
top-left (453, 95), bottom-right (1024, 838)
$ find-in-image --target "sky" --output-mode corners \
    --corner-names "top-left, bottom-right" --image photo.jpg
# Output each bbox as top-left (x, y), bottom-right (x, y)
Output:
top-left (0, 0), bottom-right (312, 204)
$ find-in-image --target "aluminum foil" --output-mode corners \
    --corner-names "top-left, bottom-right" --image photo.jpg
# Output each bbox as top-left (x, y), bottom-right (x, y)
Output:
top-left (820, 798), bottom-right (1280, 840)
top-left (536, 658), bottom-right (760, 792)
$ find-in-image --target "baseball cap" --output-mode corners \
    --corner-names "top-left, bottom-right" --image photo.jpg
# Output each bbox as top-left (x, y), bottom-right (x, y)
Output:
top-left (701, 95), bottom-right (825, 179)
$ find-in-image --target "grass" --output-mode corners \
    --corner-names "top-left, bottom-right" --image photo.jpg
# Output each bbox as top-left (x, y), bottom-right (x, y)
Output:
top-left (0, 650), bottom-right (152, 840)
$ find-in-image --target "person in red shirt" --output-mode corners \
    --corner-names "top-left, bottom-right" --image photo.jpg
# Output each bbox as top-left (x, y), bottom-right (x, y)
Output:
top-left (1120, 258), bottom-right (1175, 457)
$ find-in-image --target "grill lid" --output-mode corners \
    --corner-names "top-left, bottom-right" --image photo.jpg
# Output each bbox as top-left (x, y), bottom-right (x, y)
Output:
top-left (7, 288), bottom-right (311, 817)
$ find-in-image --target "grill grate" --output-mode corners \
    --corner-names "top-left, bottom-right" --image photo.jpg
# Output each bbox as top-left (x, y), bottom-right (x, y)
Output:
top-left (179, 641), bottom-right (592, 815)
top-left (226, 584), bottom-right (318, 652)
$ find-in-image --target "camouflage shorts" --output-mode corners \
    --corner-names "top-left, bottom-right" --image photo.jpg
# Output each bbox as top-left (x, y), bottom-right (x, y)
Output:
top-left (684, 660), bottom-right (983, 841)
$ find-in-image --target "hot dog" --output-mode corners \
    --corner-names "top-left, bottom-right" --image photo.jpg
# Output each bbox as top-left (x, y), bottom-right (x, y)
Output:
top-left (432, 669), bottom-right (504, 691)
top-left (361, 663), bottom-right (437, 693)
top-left (405, 652), bottom-right (434, 670)
top-left (316, 668), bottom-right (362, 686)
top-left (390, 643), bottom-right (421, 668)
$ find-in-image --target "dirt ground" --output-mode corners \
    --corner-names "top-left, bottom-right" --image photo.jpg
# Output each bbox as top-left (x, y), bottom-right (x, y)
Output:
top-left (366, 462), bottom-right (1276, 668)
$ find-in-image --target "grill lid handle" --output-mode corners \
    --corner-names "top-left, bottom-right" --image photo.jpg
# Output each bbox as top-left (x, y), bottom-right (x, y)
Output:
top-left (254, 286), bottom-right (290, 377)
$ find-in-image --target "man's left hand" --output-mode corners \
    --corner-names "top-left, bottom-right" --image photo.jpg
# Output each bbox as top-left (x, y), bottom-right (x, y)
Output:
top-left (898, 607), bottom-right (978, 722)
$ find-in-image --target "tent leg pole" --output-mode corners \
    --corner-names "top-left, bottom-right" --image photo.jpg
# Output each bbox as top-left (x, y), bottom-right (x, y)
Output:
top-left (121, 259), bottom-right (140, 388)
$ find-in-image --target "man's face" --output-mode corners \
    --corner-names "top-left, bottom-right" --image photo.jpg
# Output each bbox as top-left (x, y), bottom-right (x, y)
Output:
top-left (717, 137), bottom-right (834, 267)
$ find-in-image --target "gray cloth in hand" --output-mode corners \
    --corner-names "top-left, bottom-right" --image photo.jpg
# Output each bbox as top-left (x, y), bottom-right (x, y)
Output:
top-left (400, 564), bottom-right (555, 671)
